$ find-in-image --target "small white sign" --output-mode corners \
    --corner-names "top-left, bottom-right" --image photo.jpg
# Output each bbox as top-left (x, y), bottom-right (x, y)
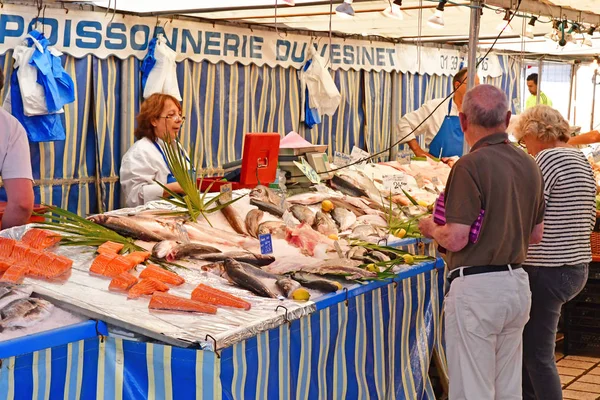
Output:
top-left (293, 158), bottom-right (321, 184)
top-left (383, 174), bottom-right (409, 194)
top-left (397, 151), bottom-right (412, 165)
top-left (350, 146), bottom-right (371, 163)
top-left (333, 151), bottom-right (353, 167)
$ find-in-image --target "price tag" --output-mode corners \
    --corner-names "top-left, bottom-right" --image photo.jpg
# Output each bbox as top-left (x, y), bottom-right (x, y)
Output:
top-left (350, 146), bottom-right (371, 163)
top-left (592, 146), bottom-right (600, 163)
top-left (333, 151), bottom-right (352, 167)
top-left (293, 158), bottom-right (321, 184)
top-left (220, 183), bottom-right (233, 202)
top-left (398, 151), bottom-right (412, 165)
top-left (383, 174), bottom-right (408, 194)
top-left (259, 233), bottom-right (273, 255)
top-left (414, 173), bottom-right (426, 188)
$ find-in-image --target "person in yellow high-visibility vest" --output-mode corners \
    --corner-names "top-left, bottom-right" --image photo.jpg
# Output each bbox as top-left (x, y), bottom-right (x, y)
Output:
top-left (525, 73), bottom-right (553, 109)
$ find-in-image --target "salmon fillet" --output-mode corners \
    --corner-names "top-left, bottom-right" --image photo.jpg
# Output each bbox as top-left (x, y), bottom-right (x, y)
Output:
top-left (191, 284), bottom-right (251, 310)
top-left (0, 258), bottom-right (12, 273)
top-left (139, 264), bottom-right (184, 286)
top-left (0, 238), bottom-right (16, 258)
top-left (25, 249), bottom-right (43, 265)
top-left (21, 229), bottom-right (43, 246)
top-left (148, 292), bottom-right (217, 314)
top-left (29, 254), bottom-right (73, 279)
top-left (9, 242), bottom-right (30, 262)
top-left (97, 241), bottom-right (124, 255)
top-left (124, 251), bottom-right (151, 267)
top-left (33, 230), bottom-right (61, 250)
top-left (1, 263), bottom-right (28, 284)
top-left (109, 272), bottom-right (138, 292)
top-left (128, 278), bottom-right (169, 299)
top-left (89, 253), bottom-right (118, 276)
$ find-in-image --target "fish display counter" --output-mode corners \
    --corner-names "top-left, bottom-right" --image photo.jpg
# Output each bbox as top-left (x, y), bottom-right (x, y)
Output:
top-left (0, 161), bottom-right (449, 398)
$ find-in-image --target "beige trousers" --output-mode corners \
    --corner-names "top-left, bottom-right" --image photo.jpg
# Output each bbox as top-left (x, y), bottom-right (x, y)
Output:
top-left (444, 267), bottom-right (532, 400)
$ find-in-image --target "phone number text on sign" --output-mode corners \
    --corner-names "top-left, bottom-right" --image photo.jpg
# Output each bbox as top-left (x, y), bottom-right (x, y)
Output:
top-left (439, 56), bottom-right (489, 72)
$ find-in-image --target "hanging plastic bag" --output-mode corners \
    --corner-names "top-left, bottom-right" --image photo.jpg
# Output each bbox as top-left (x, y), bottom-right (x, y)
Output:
top-left (300, 59), bottom-right (321, 129)
top-left (142, 34), bottom-right (182, 100)
top-left (303, 46), bottom-right (341, 116)
top-left (9, 70), bottom-right (65, 142)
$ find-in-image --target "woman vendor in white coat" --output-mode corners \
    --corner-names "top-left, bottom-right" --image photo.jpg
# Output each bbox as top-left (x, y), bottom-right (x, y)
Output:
top-left (120, 93), bottom-right (191, 208)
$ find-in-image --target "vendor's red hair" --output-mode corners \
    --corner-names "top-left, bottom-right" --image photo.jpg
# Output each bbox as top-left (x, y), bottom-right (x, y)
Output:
top-left (134, 93), bottom-right (182, 141)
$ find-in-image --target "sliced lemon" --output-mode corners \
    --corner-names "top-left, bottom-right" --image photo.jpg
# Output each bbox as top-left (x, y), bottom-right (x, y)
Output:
top-left (417, 200), bottom-right (429, 207)
top-left (402, 254), bottom-right (415, 265)
top-left (292, 288), bottom-right (311, 301)
top-left (366, 263), bottom-right (378, 273)
top-left (328, 234), bottom-right (339, 240)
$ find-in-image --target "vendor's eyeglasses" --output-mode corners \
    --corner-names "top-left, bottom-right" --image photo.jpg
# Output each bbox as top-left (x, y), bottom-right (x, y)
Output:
top-left (517, 139), bottom-right (526, 148)
top-left (159, 115), bottom-right (186, 123)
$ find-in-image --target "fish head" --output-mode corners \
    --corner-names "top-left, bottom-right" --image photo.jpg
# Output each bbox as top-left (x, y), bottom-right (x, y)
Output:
top-left (152, 240), bottom-right (180, 262)
top-left (201, 262), bottom-right (225, 276)
top-left (250, 186), bottom-right (269, 201)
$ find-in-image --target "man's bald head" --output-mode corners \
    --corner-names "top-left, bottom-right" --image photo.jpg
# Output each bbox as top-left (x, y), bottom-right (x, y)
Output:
top-left (461, 84), bottom-right (510, 129)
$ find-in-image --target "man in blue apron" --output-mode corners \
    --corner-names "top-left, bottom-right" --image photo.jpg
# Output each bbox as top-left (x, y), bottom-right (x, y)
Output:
top-left (397, 68), bottom-right (480, 159)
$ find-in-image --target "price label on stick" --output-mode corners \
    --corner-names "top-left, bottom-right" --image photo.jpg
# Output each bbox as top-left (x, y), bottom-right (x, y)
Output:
top-left (220, 183), bottom-right (233, 202)
top-left (383, 174), bottom-right (408, 194)
top-left (333, 151), bottom-right (352, 167)
top-left (350, 146), bottom-right (371, 163)
top-left (259, 234), bottom-right (273, 255)
top-left (293, 158), bottom-right (321, 184)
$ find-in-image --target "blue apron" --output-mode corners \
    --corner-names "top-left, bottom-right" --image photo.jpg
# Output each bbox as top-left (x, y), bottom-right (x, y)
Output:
top-left (428, 99), bottom-right (464, 158)
top-left (152, 141), bottom-right (194, 184)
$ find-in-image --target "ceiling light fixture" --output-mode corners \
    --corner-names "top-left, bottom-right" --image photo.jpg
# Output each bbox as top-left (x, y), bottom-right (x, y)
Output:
top-left (382, 0), bottom-right (403, 20)
top-left (521, 15), bottom-right (537, 39)
top-left (427, 0), bottom-right (447, 29)
top-left (496, 9), bottom-right (513, 33)
top-left (336, 0), bottom-right (355, 18)
top-left (544, 19), bottom-right (560, 42)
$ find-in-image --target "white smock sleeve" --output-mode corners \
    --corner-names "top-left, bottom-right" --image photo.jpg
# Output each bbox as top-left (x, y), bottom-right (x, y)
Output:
top-left (396, 98), bottom-right (446, 145)
top-left (120, 139), bottom-right (169, 208)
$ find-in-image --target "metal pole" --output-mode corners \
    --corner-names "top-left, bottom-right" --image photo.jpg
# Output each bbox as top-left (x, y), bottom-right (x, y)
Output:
top-left (573, 66), bottom-right (578, 125)
top-left (591, 70), bottom-right (597, 131)
top-left (536, 58), bottom-right (543, 105)
top-left (464, 0), bottom-right (482, 155)
top-left (567, 63), bottom-right (576, 122)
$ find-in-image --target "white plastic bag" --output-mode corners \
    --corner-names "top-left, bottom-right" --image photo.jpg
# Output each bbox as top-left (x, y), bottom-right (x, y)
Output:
top-left (303, 46), bottom-right (341, 116)
top-left (143, 35), bottom-right (182, 101)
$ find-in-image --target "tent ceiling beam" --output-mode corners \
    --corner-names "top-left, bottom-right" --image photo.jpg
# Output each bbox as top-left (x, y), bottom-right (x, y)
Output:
top-left (485, 0), bottom-right (600, 25)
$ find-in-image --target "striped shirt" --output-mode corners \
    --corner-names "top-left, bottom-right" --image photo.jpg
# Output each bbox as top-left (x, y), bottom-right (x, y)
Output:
top-left (525, 147), bottom-right (596, 267)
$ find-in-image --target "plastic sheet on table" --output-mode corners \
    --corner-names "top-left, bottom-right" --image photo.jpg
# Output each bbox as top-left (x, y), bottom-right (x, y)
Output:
top-left (1, 225), bottom-right (316, 350)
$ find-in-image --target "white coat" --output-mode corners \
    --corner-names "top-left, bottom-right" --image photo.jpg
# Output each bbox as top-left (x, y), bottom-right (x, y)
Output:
top-left (396, 97), bottom-right (459, 145)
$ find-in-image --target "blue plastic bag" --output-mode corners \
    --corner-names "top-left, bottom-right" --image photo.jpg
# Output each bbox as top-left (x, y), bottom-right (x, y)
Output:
top-left (10, 69), bottom-right (66, 142)
top-left (141, 37), bottom-right (158, 91)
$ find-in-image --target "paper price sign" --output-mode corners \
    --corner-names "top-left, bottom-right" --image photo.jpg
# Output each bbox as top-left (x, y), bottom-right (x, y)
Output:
top-left (293, 158), bottom-right (321, 184)
top-left (219, 183), bottom-right (233, 202)
top-left (259, 234), bottom-right (273, 255)
top-left (333, 151), bottom-right (352, 167)
top-left (383, 174), bottom-right (408, 194)
top-left (398, 151), bottom-right (412, 165)
top-left (350, 146), bottom-right (371, 163)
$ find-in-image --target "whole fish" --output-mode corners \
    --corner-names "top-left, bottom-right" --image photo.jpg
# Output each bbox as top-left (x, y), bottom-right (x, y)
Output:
top-left (194, 251), bottom-right (275, 266)
top-left (330, 175), bottom-right (368, 198)
top-left (257, 221), bottom-right (287, 239)
top-left (217, 199), bottom-right (247, 235)
top-left (331, 207), bottom-right (357, 231)
top-left (152, 240), bottom-right (222, 262)
top-left (223, 258), bottom-right (280, 298)
top-left (329, 198), bottom-right (366, 217)
top-left (250, 185), bottom-right (285, 207)
top-left (313, 211), bottom-right (338, 236)
top-left (290, 205), bottom-right (316, 226)
top-left (287, 192), bottom-right (332, 206)
top-left (250, 198), bottom-right (285, 218)
top-left (290, 272), bottom-right (342, 293)
top-left (0, 298), bottom-right (54, 332)
top-left (264, 258), bottom-right (376, 280)
top-left (351, 224), bottom-right (386, 242)
top-left (184, 222), bottom-right (259, 251)
top-left (356, 214), bottom-right (388, 227)
top-left (245, 209), bottom-right (264, 239)
top-left (275, 277), bottom-right (303, 298)
top-left (341, 196), bottom-right (381, 216)
top-left (0, 283), bottom-right (33, 310)
top-left (88, 215), bottom-right (175, 242)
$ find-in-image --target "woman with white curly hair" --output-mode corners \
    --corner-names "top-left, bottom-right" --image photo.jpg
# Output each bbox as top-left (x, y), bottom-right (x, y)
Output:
top-left (513, 105), bottom-right (595, 400)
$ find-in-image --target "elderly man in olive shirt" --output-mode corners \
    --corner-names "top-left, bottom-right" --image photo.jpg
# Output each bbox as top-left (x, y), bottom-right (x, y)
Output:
top-left (419, 84), bottom-right (545, 400)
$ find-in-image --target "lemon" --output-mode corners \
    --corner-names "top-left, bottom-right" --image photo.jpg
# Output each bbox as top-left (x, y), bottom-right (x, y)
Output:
top-left (366, 263), bottom-right (378, 273)
top-left (402, 254), bottom-right (415, 265)
top-left (394, 228), bottom-right (407, 238)
top-left (292, 288), bottom-right (311, 301)
top-left (328, 234), bottom-right (339, 240)
top-left (321, 200), bottom-right (334, 212)
top-left (417, 200), bottom-right (429, 207)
